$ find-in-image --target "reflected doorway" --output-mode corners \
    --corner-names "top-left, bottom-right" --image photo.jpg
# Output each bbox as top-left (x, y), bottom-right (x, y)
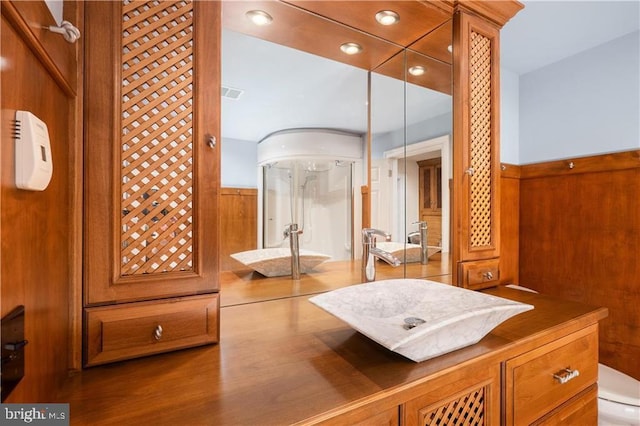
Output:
top-left (383, 134), bottom-right (451, 253)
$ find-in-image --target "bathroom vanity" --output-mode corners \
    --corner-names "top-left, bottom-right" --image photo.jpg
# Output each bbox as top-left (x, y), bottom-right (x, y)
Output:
top-left (61, 281), bottom-right (607, 425)
top-left (220, 268), bottom-right (607, 425)
top-left (68, 1), bottom-right (607, 423)
top-left (217, 273), bottom-right (606, 425)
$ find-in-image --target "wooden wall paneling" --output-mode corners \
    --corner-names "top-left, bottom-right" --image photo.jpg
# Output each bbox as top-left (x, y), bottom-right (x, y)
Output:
top-left (499, 164), bottom-right (520, 284)
top-left (220, 188), bottom-right (257, 271)
top-left (1, 0), bottom-right (76, 95)
top-left (519, 153), bottom-right (640, 380)
top-left (519, 150), bottom-right (640, 179)
top-left (1, 0), bottom-right (80, 400)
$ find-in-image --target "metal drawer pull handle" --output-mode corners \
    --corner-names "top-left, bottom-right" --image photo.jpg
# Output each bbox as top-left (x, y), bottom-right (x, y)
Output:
top-left (483, 271), bottom-right (493, 280)
top-left (553, 368), bottom-right (580, 384)
top-left (153, 325), bottom-right (163, 341)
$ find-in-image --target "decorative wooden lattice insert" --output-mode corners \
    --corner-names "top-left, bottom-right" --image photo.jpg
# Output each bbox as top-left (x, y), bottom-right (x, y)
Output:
top-left (469, 30), bottom-right (493, 249)
top-left (120, 0), bottom-right (194, 276)
top-left (419, 386), bottom-right (486, 425)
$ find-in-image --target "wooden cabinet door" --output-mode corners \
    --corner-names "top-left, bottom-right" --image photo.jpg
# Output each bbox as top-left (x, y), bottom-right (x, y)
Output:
top-left (84, 1), bottom-right (220, 305)
top-left (404, 363), bottom-right (501, 425)
top-left (310, 406), bottom-right (399, 426)
top-left (452, 10), bottom-right (501, 287)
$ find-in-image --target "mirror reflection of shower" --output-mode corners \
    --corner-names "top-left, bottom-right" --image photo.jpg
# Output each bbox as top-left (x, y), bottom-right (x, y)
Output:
top-left (258, 129), bottom-right (364, 261)
top-left (299, 173), bottom-right (316, 231)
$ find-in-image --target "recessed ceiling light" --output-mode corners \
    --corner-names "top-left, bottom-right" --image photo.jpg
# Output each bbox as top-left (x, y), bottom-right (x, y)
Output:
top-left (245, 10), bottom-right (273, 26)
top-left (408, 66), bottom-right (426, 76)
top-left (340, 42), bottom-right (363, 55)
top-left (375, 10), bottom-right (400, 25)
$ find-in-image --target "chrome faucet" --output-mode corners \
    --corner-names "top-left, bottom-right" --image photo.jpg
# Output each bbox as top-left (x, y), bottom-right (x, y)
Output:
top-left (412, 221), bottom-right (429, 265)
top-left (284, 223), bottom-right (302, 280)
top-left (362, 228), bottom-right (401, 282)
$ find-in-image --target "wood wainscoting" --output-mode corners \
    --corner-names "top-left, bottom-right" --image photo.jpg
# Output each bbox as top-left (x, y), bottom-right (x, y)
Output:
top-left (517, 150), bottom-right (640, 380)
top-left (220, 188), bottom-right (257, 271)
top-left (1, 0), bottom-right (82, 399)
top-left (500, 164), bottom-right (521, 285)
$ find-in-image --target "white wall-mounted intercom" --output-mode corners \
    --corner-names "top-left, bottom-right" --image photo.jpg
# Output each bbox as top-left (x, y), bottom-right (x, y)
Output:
top-left (14, 110), bottom-right (53, 191)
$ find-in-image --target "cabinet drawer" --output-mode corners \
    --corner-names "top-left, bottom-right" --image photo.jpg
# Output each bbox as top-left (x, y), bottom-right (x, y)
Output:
top-left (459, 258), bottom-right (500, 290)
top-left (532, 384), bottom-right (598, 426)
top-left (504, 326), bottom-right (598, 425)
top-left (85, 294), bottom-right (219, 366)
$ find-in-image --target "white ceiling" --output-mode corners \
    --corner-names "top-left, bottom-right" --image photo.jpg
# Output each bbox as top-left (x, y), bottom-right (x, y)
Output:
top-left (222, 1), bottom-right (640, 142)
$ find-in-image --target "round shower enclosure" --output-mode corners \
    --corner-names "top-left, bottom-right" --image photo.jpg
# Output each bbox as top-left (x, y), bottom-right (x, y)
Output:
top-left (257, 129), bottom-right (364, 262)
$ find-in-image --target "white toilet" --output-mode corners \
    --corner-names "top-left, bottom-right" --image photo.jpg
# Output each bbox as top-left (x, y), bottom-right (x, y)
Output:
top-left (505, 285), bottom-right (640, 425)
top-left (598, 363), bottom-right (640, 426)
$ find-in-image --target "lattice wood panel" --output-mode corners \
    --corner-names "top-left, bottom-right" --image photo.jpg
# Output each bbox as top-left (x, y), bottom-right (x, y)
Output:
top-left (120, 0), bottom-right (194, 275)
top-left (469, 30), bottom-right (493, 249)
top-left (420, 386), bottom-right (486, 425)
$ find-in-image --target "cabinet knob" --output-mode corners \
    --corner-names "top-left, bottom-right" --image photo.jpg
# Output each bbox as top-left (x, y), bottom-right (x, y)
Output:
top-left (553, 367), bottom-right (580, 384)
top-left (207, 136), bottom-right (216, 148)
top-left (465, 167), bottom-right (475, 176)
top-left (483, 271), bottom-right (493, 280)
top-left (153, 325), bottom-right (163, 341)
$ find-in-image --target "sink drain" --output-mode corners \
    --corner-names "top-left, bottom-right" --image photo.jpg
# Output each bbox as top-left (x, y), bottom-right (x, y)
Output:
top-left (403, 317), bottom-right (426, 330)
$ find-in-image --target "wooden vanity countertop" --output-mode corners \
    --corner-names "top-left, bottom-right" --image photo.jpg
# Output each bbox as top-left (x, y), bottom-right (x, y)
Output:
top-left (60, 282), bottom-right (607, 425)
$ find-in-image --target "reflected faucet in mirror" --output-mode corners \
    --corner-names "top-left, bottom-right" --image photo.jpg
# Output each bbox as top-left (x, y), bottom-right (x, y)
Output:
top-left (362, 228), bottom-right (401, 282)
top-left (284, 223), bottom-right (302, 280)
top-left (410, 221), bottom-right (429, 265)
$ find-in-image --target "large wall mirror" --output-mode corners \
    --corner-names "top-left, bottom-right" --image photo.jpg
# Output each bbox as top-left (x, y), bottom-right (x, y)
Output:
top-left (220, 1), bottom-right (452, 288)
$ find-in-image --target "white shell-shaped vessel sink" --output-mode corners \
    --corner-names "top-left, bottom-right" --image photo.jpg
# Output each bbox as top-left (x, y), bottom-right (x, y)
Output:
top-left (375, 242), bottom-right (442, 263)
top-left (309, 279), bottom-right (533, 362)
top-left (230, 248), bottom-right (331, 277)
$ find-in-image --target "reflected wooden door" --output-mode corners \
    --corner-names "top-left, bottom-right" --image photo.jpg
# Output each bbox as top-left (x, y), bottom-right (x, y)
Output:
top-left (418, 158), bottom-right (442, 247)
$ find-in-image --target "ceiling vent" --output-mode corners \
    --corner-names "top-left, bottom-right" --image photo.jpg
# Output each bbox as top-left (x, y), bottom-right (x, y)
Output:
top-left (221, 86), bottom-right (244, 100)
